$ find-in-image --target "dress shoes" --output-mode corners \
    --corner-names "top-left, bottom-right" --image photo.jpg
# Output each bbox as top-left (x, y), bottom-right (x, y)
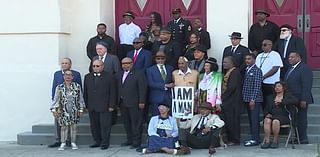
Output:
top-left (260, 142), bottom-right (270, 149)
top-left (48, 142), bottom-right (61, 148)
top-left (100, 145), bottom-right (109, 150)
top-left (244, 140), bottom-right (259, 146)
top-left (208, 146), bottom-right (216, 154)
top-left (121, 141), bottom-right (133, 147)
top-left (89, 143), bottom-right (100, 148)
top-left (130, 144), bottom-right (140, 149)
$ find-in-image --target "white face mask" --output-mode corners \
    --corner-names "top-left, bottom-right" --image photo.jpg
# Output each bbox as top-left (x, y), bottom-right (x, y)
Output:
top-left (280, 30), bottom-right (291, 39)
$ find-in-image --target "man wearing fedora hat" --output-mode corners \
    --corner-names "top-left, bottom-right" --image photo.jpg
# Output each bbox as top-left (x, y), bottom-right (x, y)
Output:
top-left (146, 51), bottom-right (174, 116)
top-left (178, 102), bottom-right (225, 155)
top-left (249, 9), bottom-right (280, 55)
top-left (223, 32), bottom-right (250, 76)
top-left (118, 11), bottom-right (142, 61)
top-left (167, 8), bottom-right (192, 49)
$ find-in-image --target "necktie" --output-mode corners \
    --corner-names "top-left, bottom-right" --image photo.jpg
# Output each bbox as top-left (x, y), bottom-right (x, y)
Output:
top-left (122, 71), bottom-right (129, 83)
top-left (282, 39), bottom-right (288, 58)
top-left (285, 66), bottom-right (294, 80)
top-left (133, 50), bottom-right (138, 63)
top-left (197, 117), bottom-right (205, 129)
top-left (231, 46), bottom-right (235, 53)
top-left (160, 65), bottom-right (166, 81)
top-left (100, 56), bottom-right (104, 61)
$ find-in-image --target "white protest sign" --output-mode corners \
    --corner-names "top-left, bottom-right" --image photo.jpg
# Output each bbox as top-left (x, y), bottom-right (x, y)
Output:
top-left (171, 86), bottom-right (194, 119)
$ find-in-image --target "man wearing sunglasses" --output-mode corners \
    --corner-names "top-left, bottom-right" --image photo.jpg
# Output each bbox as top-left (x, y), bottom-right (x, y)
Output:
top-left (255, 39), bottom-right (283, 114)
top-left (146, 51), bottom-right (174, 116)
top-left (83, 60), bottom-right (117, 150)
top-left (127, 37), bottom-right (152, 72)
top-left (273, 24), bottom-right (307, 79)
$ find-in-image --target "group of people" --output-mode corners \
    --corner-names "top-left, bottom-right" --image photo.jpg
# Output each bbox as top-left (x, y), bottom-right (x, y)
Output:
top-left (48, 8), bottom-right (313, 155)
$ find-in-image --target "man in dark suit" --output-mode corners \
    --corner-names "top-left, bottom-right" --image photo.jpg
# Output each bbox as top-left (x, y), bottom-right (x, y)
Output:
top-left (273, 24), bottom-right (307, 79)
top-left (152, 27), bottom-right (182, 68)
top-left (192, 18), bottom-right (211, 50)
top-left (48, 57), bottom-right (82, 148)
top-left (86, 23), bottom-right (116, 72)
top-left (118, 57), bottom-right (147, 149)
top-left (92, 41), bottom-right (120, 74)
top-left (83, 60), bottom-right (116, 150)
top-left (127, 37), bottom-right (152, 72)
top-left (242, 53), bottom-right (263, 146)
top-left (285, 51), bottom-right (313, 144)
top-left (167, 8), bottom-right (192, 48)
top-left (146, 51), bottom-right (174, 116)
top-left (223, 32), bottom-right (250, 75)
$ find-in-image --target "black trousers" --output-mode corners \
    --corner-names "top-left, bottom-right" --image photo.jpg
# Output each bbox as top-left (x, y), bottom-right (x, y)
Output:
top-left (222, 106), bottom-right (240, 143)
top-left (89, 111), bottom-right (112, 147)
top-left (179, 128), bottom-right (220, 148)
top-left (297, 105), bottom-right (309, 141)
top-left (262, 83), bottom-right (274, 113)
top-left (118, 44), bottom-right (134, 61)
top-left (120, 104), bottom-right (143, 145)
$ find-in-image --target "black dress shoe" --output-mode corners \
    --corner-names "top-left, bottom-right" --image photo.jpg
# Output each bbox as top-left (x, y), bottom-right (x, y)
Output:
top-left (100, 145), bottom-right (109, 150)
top-left (89, 143), bottom-right (100, 148)
top-left (130, 144), bottom-right (141, 149)
top-left (48, 142), bottom-right (61, 148)
top-left (121, 141), bottom-right (133, 147)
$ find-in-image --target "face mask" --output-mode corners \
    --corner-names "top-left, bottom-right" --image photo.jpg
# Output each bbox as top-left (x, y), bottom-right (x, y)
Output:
top-left (280, 30), bottom-right (291, 39)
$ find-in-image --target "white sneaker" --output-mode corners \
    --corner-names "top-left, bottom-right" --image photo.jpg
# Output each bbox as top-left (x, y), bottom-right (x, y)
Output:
top-left (71, 143), bottom-right (78, 150)
top-left (58, 143), bottom-right (66, 151)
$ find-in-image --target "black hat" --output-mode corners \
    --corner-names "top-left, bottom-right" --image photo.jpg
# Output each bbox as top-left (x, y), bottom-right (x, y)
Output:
top-left (198, 102), bottom-right (213, 110)
top-left (123, 11), bottom-right (135, 19)
top-left (255, 9), bottom-right (270, 17)
top-left (160, 27), bottom-right (172, 34)
top-left (158, 102), bottom-right (170, 108)
top-left (229, 32), bottom-right (243, 39)
top-left (280, 24), bottom-right (293, 31)
top-left (172, 8), bottom-right (181, 14)
top-left (96, 41), bottom-right (109, 49)
top-left (194, 45), bottom-right (207, 53)
top-left (205, 57), bottom-right (217, 64)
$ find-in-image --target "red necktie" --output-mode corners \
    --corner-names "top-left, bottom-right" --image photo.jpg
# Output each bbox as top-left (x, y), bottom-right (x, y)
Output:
top-left (133, 50), bottom-right (138, 63)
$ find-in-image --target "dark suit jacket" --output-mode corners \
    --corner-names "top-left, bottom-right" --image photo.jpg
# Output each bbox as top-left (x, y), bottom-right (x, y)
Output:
top-left (93, 53), bottom-right (120, 74)
top-left (285, 62), bottom-right (313, 104)
top-left (117, 69), bottom-right (147, 107)
top-left (127, 48), bottom-right (152, 72)
top-left (152, 40), bottom-right (182, 68)
top-left (146, 64), bottom-right (174, 104)
top-left (51, 70), bottom-right (82, 100)
top-left (221, 68), bottom-right (242, 111)
top-left (223, 44), bottom-right (250, 74)
top-left (274, 35), bottom-right (307, 64)
top-left (83, 71), bottom-right (116, 112)
top-left (86, 34), bottom-right (116, 59)
top-left (197, 28), bottom-right (211, 49)
top-left (188, 59), bottom-right (206, 74)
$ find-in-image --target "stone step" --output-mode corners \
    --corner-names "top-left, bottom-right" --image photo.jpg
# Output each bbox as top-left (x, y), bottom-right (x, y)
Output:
top-left (240, 134), bottom-right (320, 143)
top-left (240, 113), bottom-right (320, 124)
top-left (17, 132), bottom-right (148, 145)
top-left (313, 71), bottom-right (320, 77)
top-left (312, 87), bottom-right (320, 95)
top-left (32, 123), bottom-right (147, 134)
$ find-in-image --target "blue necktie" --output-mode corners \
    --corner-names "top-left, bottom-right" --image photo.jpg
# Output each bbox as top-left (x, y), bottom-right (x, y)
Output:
top-left (285, 66), bottom-right (294, 80)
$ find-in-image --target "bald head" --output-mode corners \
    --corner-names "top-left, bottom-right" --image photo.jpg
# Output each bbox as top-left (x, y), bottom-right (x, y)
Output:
top-left (121, 57), bottom-right (133, 71)
top-left (92, 59), bottom-right (104, 72)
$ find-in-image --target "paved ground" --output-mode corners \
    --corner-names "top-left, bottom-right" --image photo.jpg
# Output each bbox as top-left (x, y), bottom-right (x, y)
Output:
top-left (0, 142), bottom-right (318, 157)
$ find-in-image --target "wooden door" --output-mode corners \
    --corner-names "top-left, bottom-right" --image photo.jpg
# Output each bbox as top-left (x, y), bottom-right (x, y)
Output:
top-left (114, 0), bottom-right (207, 40)
top-left (254, 0), bottom-right (319, 68)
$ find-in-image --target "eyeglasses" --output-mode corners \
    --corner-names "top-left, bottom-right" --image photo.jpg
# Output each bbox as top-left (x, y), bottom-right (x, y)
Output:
top-left (262, 43), bottom-right (272, 47)
top-left (92, 65), bottom-right (101, 67)
top-left (121, 62), bottom-right (132, 65)
top-left (281, 29), bottom-right (289, 32)
top-left (133, 42), bottom-right (142, 44)
top-left (156, 57), bottom-right (165, 60)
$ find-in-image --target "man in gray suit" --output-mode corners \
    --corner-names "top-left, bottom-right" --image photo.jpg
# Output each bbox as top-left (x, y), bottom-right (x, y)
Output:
top-left (93, 42), bottom-right (120, 75)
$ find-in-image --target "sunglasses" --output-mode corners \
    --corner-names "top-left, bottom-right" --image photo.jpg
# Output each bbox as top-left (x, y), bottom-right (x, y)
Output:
top-left (133, 42), bottom-right (142, 44)
top-left (262, 43), bottom-right (272, 47)
top-left (156, 57), bottom-right (165, 60)
top-left (122, 62), bottom-right (132, 65)
top-left (64, 73), bottom-right (73, 76)
top-left (92, 65), bottom-right (101, 67)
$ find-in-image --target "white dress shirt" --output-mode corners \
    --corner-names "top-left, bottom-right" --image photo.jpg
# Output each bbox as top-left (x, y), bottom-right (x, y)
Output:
top-left (119, 22), bottom-right (141, 45)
